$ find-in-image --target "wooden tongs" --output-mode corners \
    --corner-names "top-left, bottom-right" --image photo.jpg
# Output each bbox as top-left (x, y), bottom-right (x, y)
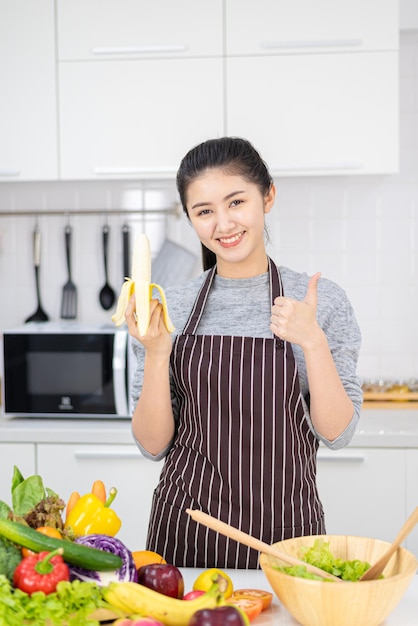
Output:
top-left (186, 508), bottom-right (343, 582)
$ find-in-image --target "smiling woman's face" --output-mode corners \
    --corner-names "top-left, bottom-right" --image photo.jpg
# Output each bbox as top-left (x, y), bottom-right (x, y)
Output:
top-left (186, 168), bottom-right (276, 278)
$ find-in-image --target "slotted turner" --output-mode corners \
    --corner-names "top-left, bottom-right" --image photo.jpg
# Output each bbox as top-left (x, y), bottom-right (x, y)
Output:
top-left (60, 224), bottom-right (77, 319)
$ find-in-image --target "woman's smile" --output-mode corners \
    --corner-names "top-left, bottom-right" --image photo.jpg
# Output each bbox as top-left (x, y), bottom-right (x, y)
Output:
top-left (217, 231), bottom-right (245, 247)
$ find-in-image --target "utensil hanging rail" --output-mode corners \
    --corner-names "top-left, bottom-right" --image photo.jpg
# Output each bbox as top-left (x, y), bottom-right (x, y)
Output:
top-left (0, 205), bottom-right (181, 218)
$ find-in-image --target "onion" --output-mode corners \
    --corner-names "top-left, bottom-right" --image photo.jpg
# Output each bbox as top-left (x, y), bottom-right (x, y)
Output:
top-left (69, 534), bottom-right (138, 585)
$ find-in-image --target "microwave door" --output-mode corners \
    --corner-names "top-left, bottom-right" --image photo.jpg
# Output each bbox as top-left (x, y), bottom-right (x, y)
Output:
top-left (2, 330), bottom-right (129, 418)
top-left (113, 330), bottom-right (129, 417)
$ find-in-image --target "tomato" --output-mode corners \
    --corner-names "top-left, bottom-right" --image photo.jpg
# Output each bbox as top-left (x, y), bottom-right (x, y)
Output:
top-left (193, 568), bottom-right (234, 598)
top-left (231, 588), bottom-right (273, 611)
top-left (183, 590), bottom-right (206, 601)
top-left (21, 526), bottom-right (63, 557)
top-left (227, 597), bottom-right (263, 621)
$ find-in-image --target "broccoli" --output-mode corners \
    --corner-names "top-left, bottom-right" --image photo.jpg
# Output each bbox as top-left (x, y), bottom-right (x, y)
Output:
top-left (0, 536), bottom-right (22, 583)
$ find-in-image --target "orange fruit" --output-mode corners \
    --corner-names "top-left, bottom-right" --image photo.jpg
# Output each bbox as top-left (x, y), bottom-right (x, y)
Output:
top-left (21, 526), bottom-right (63, 557)
top-left (132, 549), bottom-right (167, 569)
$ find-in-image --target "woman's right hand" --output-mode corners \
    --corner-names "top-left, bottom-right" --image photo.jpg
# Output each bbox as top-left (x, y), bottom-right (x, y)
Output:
top-left (125, 294), bottom-right (173, 358)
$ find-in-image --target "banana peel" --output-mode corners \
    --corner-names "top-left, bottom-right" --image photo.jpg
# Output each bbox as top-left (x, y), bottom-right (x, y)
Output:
top-left (111, 234), bottom-right (174, 335)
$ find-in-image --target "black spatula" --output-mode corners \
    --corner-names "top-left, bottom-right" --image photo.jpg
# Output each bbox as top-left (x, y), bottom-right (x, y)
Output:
top-left (25, 226), bottom-right (49, 323)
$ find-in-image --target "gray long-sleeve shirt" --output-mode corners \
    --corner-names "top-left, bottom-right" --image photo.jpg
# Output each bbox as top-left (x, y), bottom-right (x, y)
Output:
top-left (131, 264), bottom-right (363, 459)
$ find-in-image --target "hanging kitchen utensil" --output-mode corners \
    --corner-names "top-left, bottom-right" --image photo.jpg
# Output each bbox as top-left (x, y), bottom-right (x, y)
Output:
top-left (359, 506), bottom-right (418, 581)
top-left (122, 223), bottom-right (130, 280)
top-left (186, 509), bottom-right (342, 582)
top-left (60, 224), bottom-right (77, 319)
top-left (25, 224), bottom-right (50, 323)
top-left (99, 223), bottom-right (116, 310)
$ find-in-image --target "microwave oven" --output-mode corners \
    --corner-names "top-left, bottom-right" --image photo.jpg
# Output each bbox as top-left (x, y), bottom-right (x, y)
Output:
top-left (1, 323), bottom-right (132, 419)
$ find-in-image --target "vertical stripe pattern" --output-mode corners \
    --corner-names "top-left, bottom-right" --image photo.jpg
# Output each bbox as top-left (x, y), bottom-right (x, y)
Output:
top-left (146, 259), bottom-right (325, 568)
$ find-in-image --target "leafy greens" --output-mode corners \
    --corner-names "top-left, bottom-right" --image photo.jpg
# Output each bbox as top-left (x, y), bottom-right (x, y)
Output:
top-left (0, 574), bottom-right (111, 626)
top-left (276, 538), bottom-right (371, 581)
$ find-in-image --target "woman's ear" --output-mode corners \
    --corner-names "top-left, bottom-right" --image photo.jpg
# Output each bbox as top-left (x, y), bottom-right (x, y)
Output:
top-left (264, 183), bottom-right (276, 214)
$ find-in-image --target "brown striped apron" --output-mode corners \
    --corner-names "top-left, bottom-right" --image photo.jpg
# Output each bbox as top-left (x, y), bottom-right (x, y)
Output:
top-left (146, 258), bottom-right (325, 568)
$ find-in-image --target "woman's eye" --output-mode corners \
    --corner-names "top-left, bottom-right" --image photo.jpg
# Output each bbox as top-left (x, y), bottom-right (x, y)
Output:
top-left (197, 208), bottom-right (211, 216)
top-left (230, 199), bottom-right (243, 207)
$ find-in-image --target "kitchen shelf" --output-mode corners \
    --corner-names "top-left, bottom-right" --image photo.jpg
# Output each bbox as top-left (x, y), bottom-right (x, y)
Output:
top-left (363, 392), bottom-right (418, 402)
top-left (0, 205), bottom-right (181, 218)
top-left (363, 391), bottom-right (418, 409)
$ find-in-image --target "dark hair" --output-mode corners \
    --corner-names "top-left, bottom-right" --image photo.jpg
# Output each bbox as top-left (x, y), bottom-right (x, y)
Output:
top-left (176, 137), bottom-right (273, 270)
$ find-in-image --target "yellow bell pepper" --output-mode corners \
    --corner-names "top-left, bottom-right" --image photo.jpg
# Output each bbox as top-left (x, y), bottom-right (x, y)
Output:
top-left (64, 487), bottom-right (121, 537)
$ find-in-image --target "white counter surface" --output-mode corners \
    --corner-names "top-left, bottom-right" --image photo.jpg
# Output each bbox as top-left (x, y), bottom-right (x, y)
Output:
top-left (180, 568), bottom-right (418, 626)
top-left (1, 408), bottom-right (418, 447)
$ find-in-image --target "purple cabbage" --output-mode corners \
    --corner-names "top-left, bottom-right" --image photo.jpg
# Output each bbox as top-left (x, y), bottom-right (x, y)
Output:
top-left (69, 534), bottom-right (138, 585)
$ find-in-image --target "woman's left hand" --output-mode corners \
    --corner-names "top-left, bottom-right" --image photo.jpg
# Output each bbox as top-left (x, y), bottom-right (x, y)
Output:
top-left (270, 272), bottom-right (322, 348)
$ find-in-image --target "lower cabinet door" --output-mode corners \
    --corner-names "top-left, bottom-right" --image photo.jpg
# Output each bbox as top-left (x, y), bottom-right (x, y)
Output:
top-left (316, 447), bottom-right (406, 542)
top-left (406, 450), bottom-right (418, 557)
top-left (0, 444), bottom-right (36, 506)
top-left (37, 443), bottom-right (164, 551)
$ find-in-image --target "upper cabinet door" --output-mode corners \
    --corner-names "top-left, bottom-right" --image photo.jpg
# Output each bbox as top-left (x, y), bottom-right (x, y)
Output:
top-left (0, 0), bottom-right (58, 181)
top-left (226, 52), bottom-right (399, 176)
top-left (59, 58), bottom-right (224, 179)
top-left (226, 0), bottom-right (399, 55)
top-left (57, 0), bottom-right (223, 60)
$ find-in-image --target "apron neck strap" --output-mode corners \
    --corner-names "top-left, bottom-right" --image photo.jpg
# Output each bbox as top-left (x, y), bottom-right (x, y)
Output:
top-left (183, 258), bottom-right (283, 335)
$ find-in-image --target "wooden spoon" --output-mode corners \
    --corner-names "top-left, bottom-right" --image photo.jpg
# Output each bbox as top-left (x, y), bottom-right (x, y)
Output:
top-left (359, 506), bottom-right (418, 581)
top-left (186, 508), bottom-right (342, 582)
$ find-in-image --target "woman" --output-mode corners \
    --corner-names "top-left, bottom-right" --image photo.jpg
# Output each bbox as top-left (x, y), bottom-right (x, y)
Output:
top-left (126, 137), bottom-right (362, 568)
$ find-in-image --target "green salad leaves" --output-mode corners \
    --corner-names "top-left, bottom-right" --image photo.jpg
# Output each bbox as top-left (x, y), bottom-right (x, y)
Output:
top-left (276, 538), bottom-right (371, 581)
top-left (0, 575), bottom-right (109, 626)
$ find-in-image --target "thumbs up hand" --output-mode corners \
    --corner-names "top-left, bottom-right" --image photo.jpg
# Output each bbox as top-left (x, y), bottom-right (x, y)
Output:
top-left (270, 272), bottom-right (321, 347)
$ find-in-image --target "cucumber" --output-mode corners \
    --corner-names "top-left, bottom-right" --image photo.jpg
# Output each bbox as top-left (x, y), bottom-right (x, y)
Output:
top-left (0, 519), bottom-right (122, 571)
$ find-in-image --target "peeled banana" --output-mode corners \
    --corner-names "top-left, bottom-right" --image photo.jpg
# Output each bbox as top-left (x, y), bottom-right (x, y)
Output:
top-left (102, 579), bottom-right (226, 626)
top-left (111, 233), bottom-right (174, 335)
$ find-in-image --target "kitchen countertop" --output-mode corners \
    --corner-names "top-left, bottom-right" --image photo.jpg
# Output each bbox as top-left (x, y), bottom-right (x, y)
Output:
top-left (180, 568), bottom-right (418, 626)
top-left (1, 407), bottom-right (418, 447)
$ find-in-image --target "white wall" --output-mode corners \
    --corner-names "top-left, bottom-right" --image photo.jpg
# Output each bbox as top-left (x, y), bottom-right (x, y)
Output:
top-left (0, 32), bottom-right (417, 381)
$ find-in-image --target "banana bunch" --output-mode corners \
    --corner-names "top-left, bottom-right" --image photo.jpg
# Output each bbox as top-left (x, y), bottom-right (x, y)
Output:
top-left (111, 233), bottom-right (175, 335)
top-left (103, 579), bottom-right (226, 626)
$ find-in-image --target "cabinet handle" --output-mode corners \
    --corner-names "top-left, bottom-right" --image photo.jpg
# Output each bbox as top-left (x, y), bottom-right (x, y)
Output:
top-left (318, 454), bottom-right (365, 463)
top-left (271, 162), bottom-right (364, 172)
top-left (91, 45), bottom-right (187, 55)
top-left (94, 166), bottom-right (177, 176)
top-left (0, 170), bottom-right (21, 177)
top-left (74, 449), bottom-right (144, 460)
top-left (260, 38), bottom-right (363, 50)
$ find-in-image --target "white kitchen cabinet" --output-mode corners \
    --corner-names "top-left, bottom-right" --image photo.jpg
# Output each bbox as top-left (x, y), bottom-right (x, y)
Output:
top-left (226, 0), bottom-right (398, 55)
top-left (405, 450), bottom-right (418, 557)
top-left (316, 447), bottom-right (406, 542)
top-left (59, 58), bottom-right (224, 180)
top-left (57, 0), bottom-right (223, 60)
top-left (400, 0), bottom-right (418, 30)
top-left (0, 444), bottom-right (36, 506)
top-left (37, 443), bottom-right (164, 551)
top-left (0, 0), bottom-right (58, 181)
top-left (226, 52), bottom-right (399, 176)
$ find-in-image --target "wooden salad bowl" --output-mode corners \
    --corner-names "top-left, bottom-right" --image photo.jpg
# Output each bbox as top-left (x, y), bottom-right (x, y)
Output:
top-left (260, 534), bottom-right (417, 626)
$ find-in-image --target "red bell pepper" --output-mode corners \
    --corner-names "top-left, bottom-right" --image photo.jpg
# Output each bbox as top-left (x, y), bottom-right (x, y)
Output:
top-left (13, 548), bottom-right (70, 595)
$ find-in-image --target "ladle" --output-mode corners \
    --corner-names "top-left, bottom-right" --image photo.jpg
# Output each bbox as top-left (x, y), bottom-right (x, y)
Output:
top-left (186, 509), bottom-right (342, 582)
top-left (99, 224), bottom-right (116, 311)
top-left (359, 506), bottom-right (418, 581)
